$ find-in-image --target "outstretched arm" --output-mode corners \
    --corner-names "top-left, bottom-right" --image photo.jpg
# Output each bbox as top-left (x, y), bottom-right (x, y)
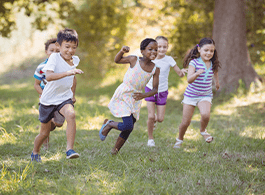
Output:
top-left (132, 67), bottom-right (160, 101)
top-left (45, 69), bottom-right (83, 82)
top-left (173, 65), bottom-right (187, 77)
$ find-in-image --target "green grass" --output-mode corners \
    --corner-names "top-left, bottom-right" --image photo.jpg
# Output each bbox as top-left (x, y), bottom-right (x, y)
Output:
top-left (0, 65), bottom-right (265, 195)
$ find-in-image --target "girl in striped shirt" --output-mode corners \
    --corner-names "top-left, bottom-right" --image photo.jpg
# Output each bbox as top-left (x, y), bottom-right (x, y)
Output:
top-left (173, 38), bottom-right (221, 148)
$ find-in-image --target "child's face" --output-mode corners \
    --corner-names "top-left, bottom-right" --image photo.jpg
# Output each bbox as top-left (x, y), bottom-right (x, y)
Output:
top-left (45, 43), bottom-right (60, 57)
top-left (141, 42), bottom-right (158, 60)
top-left (57, 41), bottom-right (78, 62)
top-left (198, 44), bottom-right (215, 62)
top-left (156, 39), bottom-right (168, 57)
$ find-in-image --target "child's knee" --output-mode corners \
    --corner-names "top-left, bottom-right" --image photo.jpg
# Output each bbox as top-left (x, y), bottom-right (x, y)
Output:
top-left (40, 132), bottom-right (49, 138)
top-left (65, 111), bottom-right (76, 121)
top-left (148, 115), bottom-right (155, 122)
top-left (157, 116), bottom-right (164, 123)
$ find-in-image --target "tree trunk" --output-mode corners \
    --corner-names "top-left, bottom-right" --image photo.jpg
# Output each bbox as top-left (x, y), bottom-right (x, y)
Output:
top-left (213, 0), bottom-right (259, 93)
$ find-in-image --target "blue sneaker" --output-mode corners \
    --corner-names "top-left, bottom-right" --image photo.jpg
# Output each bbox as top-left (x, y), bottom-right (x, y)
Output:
top-left (31, 152), bottom-right (41, 162)
top-left (66, 149), bottom-right (79, 159)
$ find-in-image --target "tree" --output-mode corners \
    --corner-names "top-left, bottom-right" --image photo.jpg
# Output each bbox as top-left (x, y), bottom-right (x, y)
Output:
top-left (0, 0), bottom-right (75, 37)
top-left (213, 0), bottom-right (260, 93)
top-left (67, 0), bottom-right (130, 77)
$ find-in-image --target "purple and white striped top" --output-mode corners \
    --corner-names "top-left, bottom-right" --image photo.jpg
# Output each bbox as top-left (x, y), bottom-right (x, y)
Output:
top-left (184, 57), bottom-right (214, 98)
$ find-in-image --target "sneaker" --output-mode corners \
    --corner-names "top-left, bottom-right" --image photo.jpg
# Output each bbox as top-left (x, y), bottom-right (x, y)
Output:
top-left (66, 149), bottom-right (79, 159)
top-left (173, 138), bottom-right (183, 149)
top-left (31, 152), bottom-right (42, 162)
top-left (147, 139), bottom-right (155, 147)
top-left (54, 111), bottom-right (65, 126)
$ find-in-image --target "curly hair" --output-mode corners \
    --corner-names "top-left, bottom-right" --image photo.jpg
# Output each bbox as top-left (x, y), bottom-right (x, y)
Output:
top-left (183, 38), bottom-right (221, 73)
top-left (140, 38), bottom-right (157, 50)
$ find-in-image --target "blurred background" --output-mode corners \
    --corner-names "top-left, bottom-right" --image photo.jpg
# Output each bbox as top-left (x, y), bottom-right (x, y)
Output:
top-left (0, 0), bottom-right (264, 90)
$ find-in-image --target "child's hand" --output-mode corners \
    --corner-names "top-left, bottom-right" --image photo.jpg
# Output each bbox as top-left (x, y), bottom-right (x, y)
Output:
top-left (181, 68), bottom-right (188, 76)
top-left (215, 82), bottom-right (220, 90)
top-left (121, 46), bottom-right (130, 53)
top-left (196, 69), bottom-right (204, 76)
top-left (132, 92), bottom-right (144, 101)
top-left (67, 69), bottom-right (84, 76)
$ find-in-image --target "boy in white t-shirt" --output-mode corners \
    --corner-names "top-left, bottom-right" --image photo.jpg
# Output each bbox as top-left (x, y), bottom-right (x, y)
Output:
top-left (31, 28), bottom-right (84, 162)
top-left (145, 36), bottom-right (187, 147)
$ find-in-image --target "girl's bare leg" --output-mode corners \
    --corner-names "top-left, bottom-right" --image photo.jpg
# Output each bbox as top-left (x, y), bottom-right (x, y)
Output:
top-left (197, 100), bottom-right (213, 142)
top-left (146, 101), bottom-right (156, 139)
top-left (156, 105), bottom-right (166, 123)
top-left (178, 104), bottom-right (195, 140)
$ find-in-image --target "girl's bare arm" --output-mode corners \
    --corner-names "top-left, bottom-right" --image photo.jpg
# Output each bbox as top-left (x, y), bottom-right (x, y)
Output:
top-left (187, 65), bottom-right (204, 84)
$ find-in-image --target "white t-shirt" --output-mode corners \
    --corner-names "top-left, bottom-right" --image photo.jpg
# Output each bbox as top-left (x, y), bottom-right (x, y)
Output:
top-left (40, 53), bottom-right (80, 105)
top-left (146, 55), bottom-right (176, 92)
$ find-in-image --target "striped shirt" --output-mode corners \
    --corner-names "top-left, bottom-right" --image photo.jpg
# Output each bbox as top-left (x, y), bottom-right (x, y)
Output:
top-left (184, 57), bottom-right (214, 98)
top-left (33, 59), bottom-right (48, 89)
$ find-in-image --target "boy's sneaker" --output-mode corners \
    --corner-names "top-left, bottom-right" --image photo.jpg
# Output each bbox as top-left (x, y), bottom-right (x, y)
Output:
top-left (54, 111), bottom-right (65, 126)
top-left (66, 149), bottom-right (79, 159)
top-left (147, 139), bottom-right (155, 147)
top-left (31, 152), bottom-right (42, 162)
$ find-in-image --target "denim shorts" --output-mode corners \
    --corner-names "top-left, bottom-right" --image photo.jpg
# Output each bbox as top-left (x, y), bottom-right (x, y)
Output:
top-left (181, 96), bottom-right (212, 106)
top-left (144, 86), bottom-right (169, 106)
top-left (39, 99), bottom-right (74, 123)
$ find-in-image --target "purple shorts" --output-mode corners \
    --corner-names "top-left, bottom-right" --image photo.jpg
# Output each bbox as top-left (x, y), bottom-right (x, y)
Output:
top-left (144, 86), bottom-right (169, 105)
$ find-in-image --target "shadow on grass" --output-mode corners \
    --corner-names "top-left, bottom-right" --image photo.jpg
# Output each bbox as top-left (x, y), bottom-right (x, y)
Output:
top-left (0, 56), bottom-right (46, 85)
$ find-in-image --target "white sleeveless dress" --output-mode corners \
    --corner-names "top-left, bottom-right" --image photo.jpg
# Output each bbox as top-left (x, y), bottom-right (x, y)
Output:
top-left (108, 56), bottom-right (156, 120)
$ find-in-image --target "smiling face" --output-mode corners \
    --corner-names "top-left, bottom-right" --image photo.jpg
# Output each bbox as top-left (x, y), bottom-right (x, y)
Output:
top-left (198, 44), bottom-right (215, 63)
top-left (156, 39), bottom-right (168, 58)
top-left (57, 41), bottom-right (78, 62)
top-left (45, 43), bottom-right (60, 57)
top-left (141, 41), bottom-right (158, 60)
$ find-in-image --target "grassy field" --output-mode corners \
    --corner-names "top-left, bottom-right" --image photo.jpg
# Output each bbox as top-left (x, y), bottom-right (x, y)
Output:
top-left (0, 60), bottom-right (265, 195)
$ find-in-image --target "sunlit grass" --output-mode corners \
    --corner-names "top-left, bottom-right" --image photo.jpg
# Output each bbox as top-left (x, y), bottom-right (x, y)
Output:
top-left (0, 65), bottom-right (265, 194)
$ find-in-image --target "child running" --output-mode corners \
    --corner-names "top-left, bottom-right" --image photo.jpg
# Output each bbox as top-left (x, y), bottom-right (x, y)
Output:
top-left (145, 36), bottom-right (187, 147)
top-left (99, 38), bottom-right (160, 155)
top-left (173, 37), bottom-right (221, 148)
top-left (31, 28), bottom-right (83, 162)
top-left (33, 38), bottom-right (65, 150)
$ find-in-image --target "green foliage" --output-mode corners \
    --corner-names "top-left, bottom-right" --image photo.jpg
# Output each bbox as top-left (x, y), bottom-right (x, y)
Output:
top-left (246, 0), bottom-right (265, 64)
top-left (0, 0), bottom-right (75, 37)
top-left (67, 0), bottom-right (131, 77)
top-left (162, 0), bottom-right (214, 62)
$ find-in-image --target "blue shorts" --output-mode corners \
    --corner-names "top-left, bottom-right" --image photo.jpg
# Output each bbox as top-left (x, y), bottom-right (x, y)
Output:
top-left (144, 86), bottom-right (169, 106)
top-left (39, 99), bottom-right (74, 123)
